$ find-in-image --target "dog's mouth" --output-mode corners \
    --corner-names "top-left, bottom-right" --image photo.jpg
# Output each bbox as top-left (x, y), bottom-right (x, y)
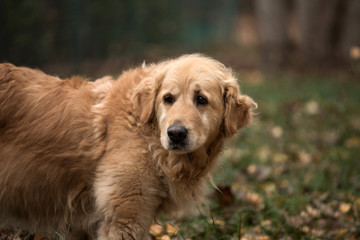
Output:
top-left (168, 141), bottom-right (189, 152)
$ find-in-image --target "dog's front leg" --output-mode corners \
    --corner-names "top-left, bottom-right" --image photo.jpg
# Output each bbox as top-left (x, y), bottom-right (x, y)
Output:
top-left (95, 156), bottom-right (161, 240)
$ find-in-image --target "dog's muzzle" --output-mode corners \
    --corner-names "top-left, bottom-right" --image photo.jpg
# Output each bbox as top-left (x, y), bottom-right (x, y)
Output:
top-left (167, 125), bottom-right (188, 150)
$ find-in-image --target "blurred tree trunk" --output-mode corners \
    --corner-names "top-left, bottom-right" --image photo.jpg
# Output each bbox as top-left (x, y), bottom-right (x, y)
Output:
top-left (255, 0), bottom-right (289, 68)
top-left (340, 0), bottom-right (360, 60)
top-left (296, 0), bottom-right (338, 62)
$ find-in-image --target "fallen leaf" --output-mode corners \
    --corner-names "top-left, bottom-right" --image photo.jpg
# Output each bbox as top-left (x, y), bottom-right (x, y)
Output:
top-left (345, 137), bottom-right (360, 148)
top-left (272, 153), bottom-right (288, 163)
top-left (350, 46), bottom-right (360, 60)
top-left (353, 197), bottom-right (360, 215)
top-left (247, 164), bottom-right (272, 181)
top-left (298, 150), bottom-right (312, 165)
top-left (256, 145), bottom-right (271, 162)
top-left (345, 236), bottom-right (356, 240)
top-left (260, 220), bottom-right (271, 227)
top-left (261, 183), bottom-right (276, 195)
top-left (165, 224), bottom-right (178, 236)
top-left (208, 219), bottom-right (225, 228)
top-left (337, 228), bottom-right (348, 237)
top-left (304, 100), bottom-right (320, 115)
top-left (306, 205), bottom-right (320, 218)
top-left (313, 199), bottom-right (336, 217)
top-left (301, 226), bottom-right (310, 233)
top-left (157, 235), bottom-right (171, 240)
top-left (271, 126), bottom-right (283, 138)
top-left (339, 203), bottom-right (351, 213)
top-left (246, 192), bottom-right (264, 207)
top-left (150, 223), bottom-right (163, 236)
top-left (247, 164), bottom-right (257, 175)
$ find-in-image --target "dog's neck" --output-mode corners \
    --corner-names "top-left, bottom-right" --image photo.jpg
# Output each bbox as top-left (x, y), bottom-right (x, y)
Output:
top-left (147, 133), bottom-right (225, 216)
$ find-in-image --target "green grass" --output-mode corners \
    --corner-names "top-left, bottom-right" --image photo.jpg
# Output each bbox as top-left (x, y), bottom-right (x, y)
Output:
top-left (170, 72), bottom-right (360, 239)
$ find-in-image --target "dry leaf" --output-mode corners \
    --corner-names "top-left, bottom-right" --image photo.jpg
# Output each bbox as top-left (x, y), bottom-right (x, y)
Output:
top-left (271, 126), bottom-right (283, 138)
top-left (345, 137), bottom-right (360, 148)
top-left (301, 226), bottom-right (310, 233)
top-left (298, 150), bottom-right (312, 165)
top-left (261, 183), bottom-right (276, 195)
top-left (273, 153), bottom-right (288, 163)
top-left (165, 224), bottom-right (178, 236)
top-left (150, 223), bottom-right (163, 236)
top-left (339, 203), bottom-right (351, 213)
top-left (256, 145), bottom-right (271, 162)
top-left (157, 235), bottom-right (171, 240)
top-left (337, 228), bottom-right (348, 237)
top-left (260, 220), bottom-right (271, 227)
top-left (304, 101), bottom-right (320, 115)
top-left (247, 164), bottom-right (257, 175)
top-left (208, 219), bottom-right (225, 228)
top-left (350, 46), bottom-right (360, 60)
top-left (246, 192), bottom-right (264, 207)
top-left (345, 236), bottom-right (356, 240)
top-left (306, 205), bottom-right (320, 218)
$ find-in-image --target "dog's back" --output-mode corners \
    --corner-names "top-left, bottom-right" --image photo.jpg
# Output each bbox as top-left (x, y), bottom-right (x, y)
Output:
top-left (0, 64), bottom-right (105, 238)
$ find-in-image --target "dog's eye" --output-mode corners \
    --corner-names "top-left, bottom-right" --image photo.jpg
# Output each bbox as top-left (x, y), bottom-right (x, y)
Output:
top-left (196, 95), bottom-right (208, 106)
top-left (163, 94), bottom-right (175, 104)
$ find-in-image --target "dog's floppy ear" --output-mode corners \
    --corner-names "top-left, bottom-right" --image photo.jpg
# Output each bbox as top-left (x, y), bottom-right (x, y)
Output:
top-left (223, 77), bottom-right (257, 137)
top-left (133, 70), bottom-right (165, 124)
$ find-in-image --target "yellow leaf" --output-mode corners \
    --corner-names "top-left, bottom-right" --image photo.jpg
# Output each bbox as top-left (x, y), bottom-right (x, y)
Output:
top-left (260, 220), bottom-right (271, 227)
top-left (304, 100), bottom-right (320, 115)
top-left (261, 183), bottom-right (276, 195)
top-left (298, 150), bottom-right (311, 165)
top-left (246, 192), bottom-right (264, 206)
top-left (158, 235), bottom-right (171, 240)
top-left (337, 228), bottom-right (348, 237)
top-left (306, 205), bottom-right (320, 217)
top-left (279, 179), bottom-right (289, 189)
top-left (256, 145), bottom-right (271, 162)
top-left (273, 153), bottom-right (288, 163)
top-left (339, 203), bottom-right (351, 213)
top-left (353, 197), bottom-right (360, 212)
top-left (301, 226), bottom-right (310, 233)
top-left (247, 164), bottom-right (257, 175)
top-left (350, 46), bottom-right (360, 60)
top-left (165, 224), bottom-right (178, 236)
top-left (256, 236), bottom-right (270, 240)
top-left (150, 223), bottom-right (163, 236)
top-left (271, 126), bottom-right (283, 138)
top-left (345, 137), bottom-right (360, 148)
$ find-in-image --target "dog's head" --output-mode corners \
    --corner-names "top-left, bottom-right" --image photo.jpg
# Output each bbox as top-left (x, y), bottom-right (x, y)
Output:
top-left (134, 54), bottom-right (256, 153)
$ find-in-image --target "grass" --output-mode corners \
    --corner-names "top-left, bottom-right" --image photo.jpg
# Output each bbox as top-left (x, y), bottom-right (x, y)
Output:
top-left (1, 70), bottom-right (359, 240)
top-left (162, 71), bottom-right (360, 239)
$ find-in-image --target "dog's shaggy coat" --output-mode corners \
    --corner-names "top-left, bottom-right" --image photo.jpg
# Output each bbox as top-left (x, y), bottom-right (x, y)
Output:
top-left (0, 54), bottom-right (256, 239)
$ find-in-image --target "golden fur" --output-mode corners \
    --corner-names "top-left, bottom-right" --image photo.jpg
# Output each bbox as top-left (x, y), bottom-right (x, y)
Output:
top-left (0, 54), bottom-right (256, 239)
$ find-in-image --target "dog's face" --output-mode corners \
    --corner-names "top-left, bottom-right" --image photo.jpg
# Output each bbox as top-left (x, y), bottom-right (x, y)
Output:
top-left (155, 60), bottom-right (225, 152)
top-left (135, 54), bottom-right (256, 153)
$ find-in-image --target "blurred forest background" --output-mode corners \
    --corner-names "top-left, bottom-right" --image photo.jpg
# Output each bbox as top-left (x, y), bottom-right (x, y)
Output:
top-left (1, 0), bottom-right (360, 74)
top-left (1, 0), bottom-right (360, 239)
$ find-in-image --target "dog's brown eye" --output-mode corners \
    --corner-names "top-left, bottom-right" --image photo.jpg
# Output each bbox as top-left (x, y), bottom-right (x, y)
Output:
top-left (163, 94), bottom-right (175, 104)
top-left (196, 95), bottom-right (208, 106)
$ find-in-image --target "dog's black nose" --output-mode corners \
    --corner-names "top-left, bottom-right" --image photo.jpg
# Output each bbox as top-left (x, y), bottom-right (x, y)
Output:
top-left (167, 125), bottom-right (188, 143)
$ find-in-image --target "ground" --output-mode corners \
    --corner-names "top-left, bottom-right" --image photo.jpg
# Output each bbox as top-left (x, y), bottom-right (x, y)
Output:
top-left (1, 69), bottom-right (359, 240)
top-left (152, 70), bottom-right (360, 240)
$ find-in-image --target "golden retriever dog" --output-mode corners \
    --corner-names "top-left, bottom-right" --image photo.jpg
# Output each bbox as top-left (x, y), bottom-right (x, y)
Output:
top-left (0, 54), bottom-right (256, 239)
